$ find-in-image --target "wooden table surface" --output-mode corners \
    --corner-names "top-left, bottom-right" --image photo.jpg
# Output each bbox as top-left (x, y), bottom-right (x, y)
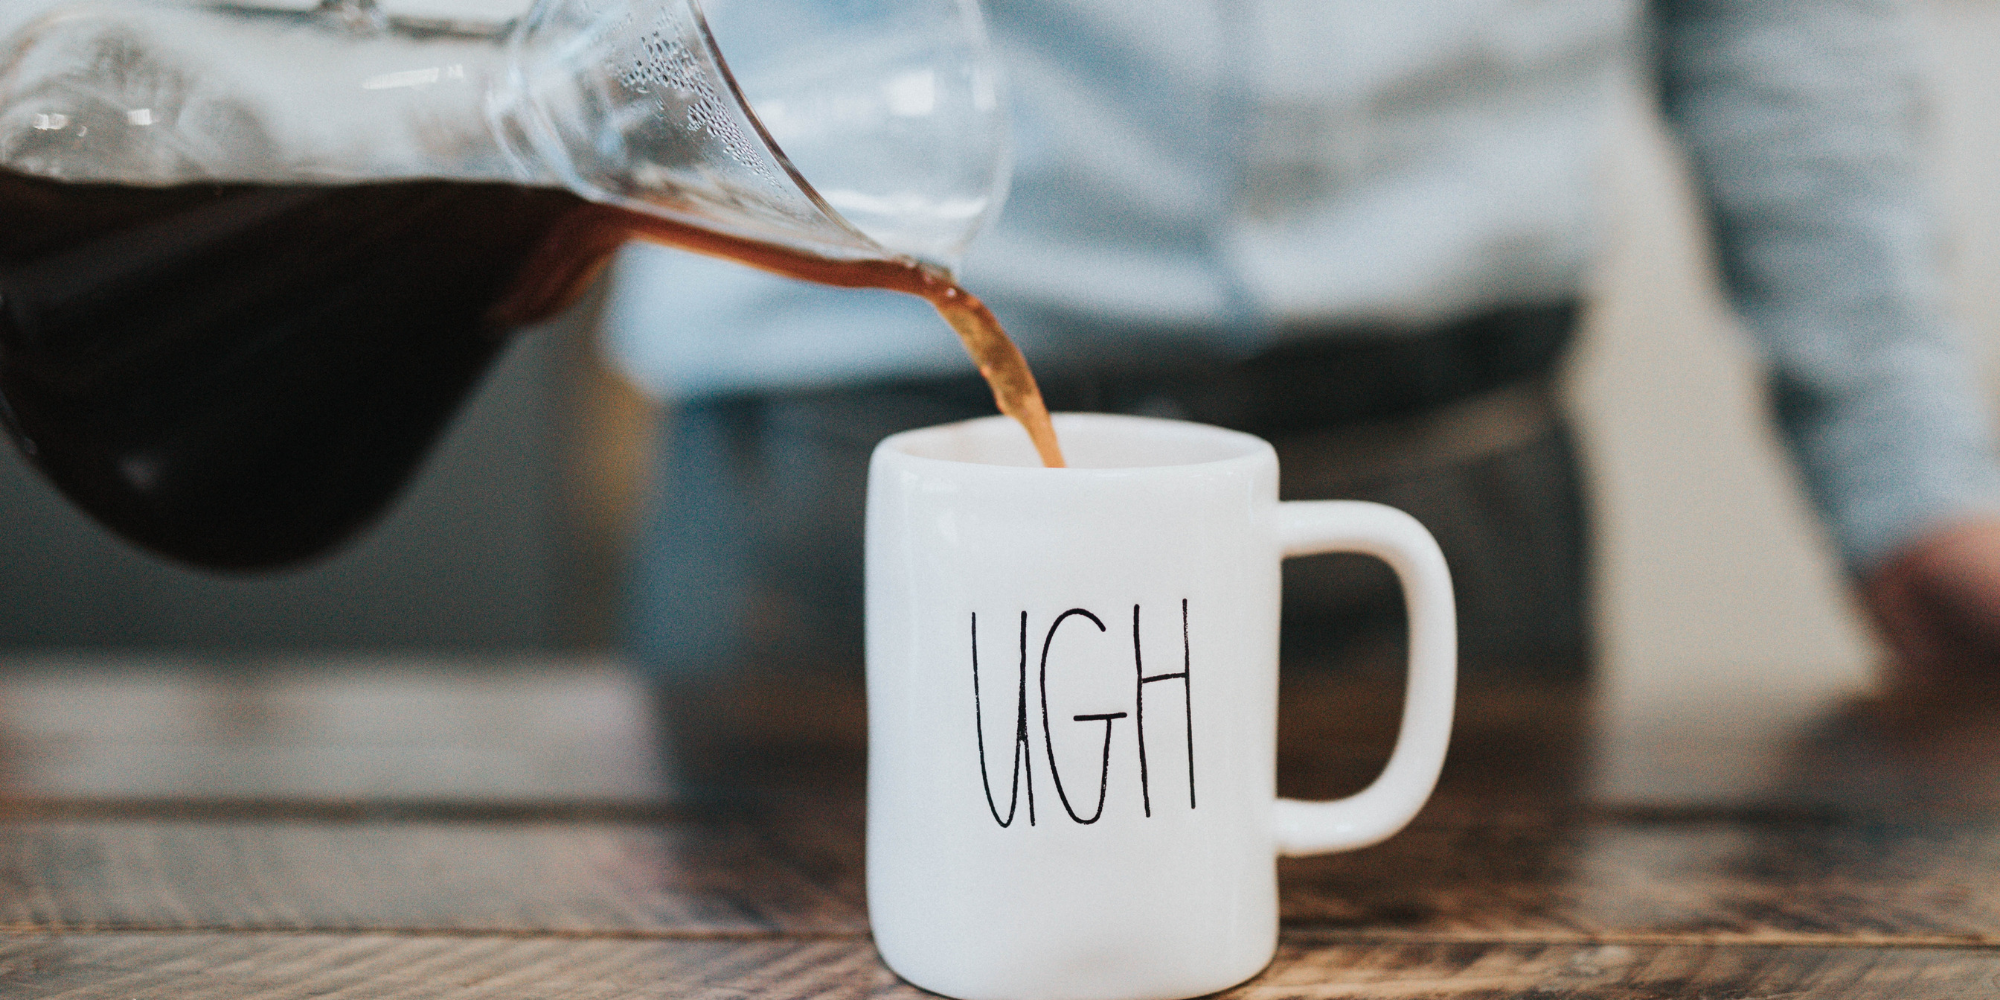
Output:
top-left (0, 652), bottom-right (1996, 998)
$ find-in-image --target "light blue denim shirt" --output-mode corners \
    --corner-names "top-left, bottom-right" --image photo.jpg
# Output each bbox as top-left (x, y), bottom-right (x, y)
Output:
top-left (606, 0), bottom-right (2000, 570)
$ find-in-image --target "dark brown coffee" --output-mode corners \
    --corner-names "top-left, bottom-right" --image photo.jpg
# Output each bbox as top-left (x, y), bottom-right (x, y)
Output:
top-left (0, 169), bottom-right (1060, 569)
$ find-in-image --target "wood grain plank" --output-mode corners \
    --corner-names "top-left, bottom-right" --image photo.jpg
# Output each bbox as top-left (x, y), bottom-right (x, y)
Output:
top-left (0, 934), bottom-right (908, 1000)
top-left (1280, 817), bottom-right (2000, 942)
top-left (0, 658), bottom-right (667, 802)
top-left (1589, 682), bottom-right (2000, 815)
top-left (7, 658), bottom-right (1996, 819)
top-left (1246, 938), bottom-right (2000, 999)
top-left (1281, 672), bottom-right (2000, 819)
top-left (1, 807), bottom-right (1999, 946)
top-left (2, 932), bottom-right (1998, 999)
top-left (0, 814), bottom-right (867, 936)
top-left (0, 662), bottom-right (1594, 817)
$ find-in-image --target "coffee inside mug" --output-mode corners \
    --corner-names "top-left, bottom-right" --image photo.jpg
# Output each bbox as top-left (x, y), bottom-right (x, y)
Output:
top-left (890, 412), bottom-right (1267, 469)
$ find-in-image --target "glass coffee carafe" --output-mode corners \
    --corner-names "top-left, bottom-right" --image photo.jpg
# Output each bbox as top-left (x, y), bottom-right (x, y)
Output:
top-left (0, 0), bottom-right (1009, 569)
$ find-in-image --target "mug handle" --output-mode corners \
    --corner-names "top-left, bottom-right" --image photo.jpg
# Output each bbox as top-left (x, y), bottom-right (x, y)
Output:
top-left (1270, 500), bottom-right (1457, 856)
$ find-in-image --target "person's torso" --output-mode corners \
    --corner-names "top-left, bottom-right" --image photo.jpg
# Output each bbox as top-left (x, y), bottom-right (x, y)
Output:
top-left (608, 0), bottom-right (1643, 399)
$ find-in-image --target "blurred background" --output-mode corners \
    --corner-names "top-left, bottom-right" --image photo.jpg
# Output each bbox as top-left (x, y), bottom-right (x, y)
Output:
top-left (0, 0), bottom-right (1996, 716)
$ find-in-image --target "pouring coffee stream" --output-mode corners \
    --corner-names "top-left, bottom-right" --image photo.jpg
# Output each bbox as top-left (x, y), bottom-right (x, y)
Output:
top-left (0, 0), bottom-right (1059, 570)
top-left (540, 205), bottom-right (1066, 471)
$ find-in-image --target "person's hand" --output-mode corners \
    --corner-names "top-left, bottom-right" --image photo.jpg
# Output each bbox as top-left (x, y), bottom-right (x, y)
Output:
top-left (1863, 517), bottom-right (2000, 696)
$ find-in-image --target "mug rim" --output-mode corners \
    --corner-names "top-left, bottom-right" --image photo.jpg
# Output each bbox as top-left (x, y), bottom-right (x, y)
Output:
top-left (875, 412), bottom-right (1274, 474)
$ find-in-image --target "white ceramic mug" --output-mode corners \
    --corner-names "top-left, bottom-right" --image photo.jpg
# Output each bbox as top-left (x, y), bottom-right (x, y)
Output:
top-left (864, 413), bottom-right (1456, 1000)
